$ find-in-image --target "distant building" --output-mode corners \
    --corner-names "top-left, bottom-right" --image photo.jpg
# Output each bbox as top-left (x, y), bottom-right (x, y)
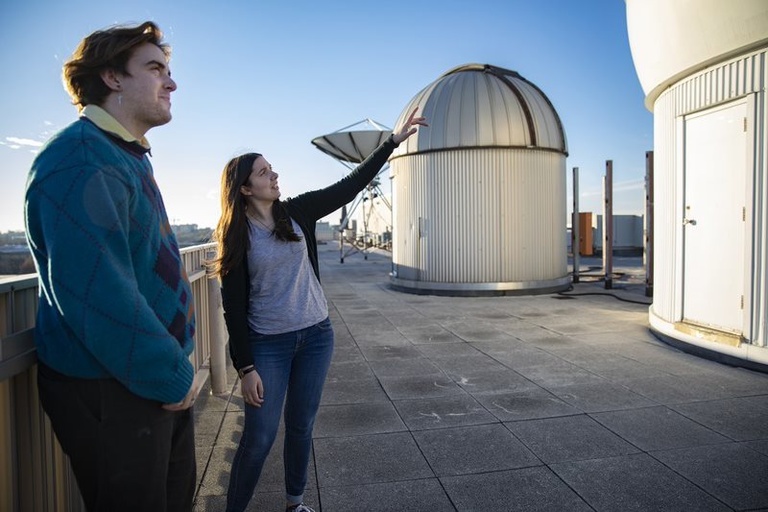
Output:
top-left (316, 222), bottom-right (334, 243)
top-left (594, 215), bottom-right (644, 256)
top-left (627, 0), bottom-right (768, 369)
top-left (172, 224), bottom-right (199, 235)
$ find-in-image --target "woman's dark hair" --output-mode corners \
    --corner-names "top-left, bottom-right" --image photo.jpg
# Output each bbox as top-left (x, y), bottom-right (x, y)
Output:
top-left (211, 153), bottom-right (301, 277)
top-left (63, 21), bottom-right (170, 110)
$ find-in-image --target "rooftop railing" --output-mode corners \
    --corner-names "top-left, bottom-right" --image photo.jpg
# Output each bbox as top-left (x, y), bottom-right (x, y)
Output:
top-left (0, 242), bottom-right (225, 512)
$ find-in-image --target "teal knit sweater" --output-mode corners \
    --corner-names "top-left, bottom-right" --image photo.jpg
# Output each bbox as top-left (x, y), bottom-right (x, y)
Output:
top-left (25, 117), bottom-right (195, 404)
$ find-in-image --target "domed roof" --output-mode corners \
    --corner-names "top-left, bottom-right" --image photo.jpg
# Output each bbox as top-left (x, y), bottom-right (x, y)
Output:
top-left (391, 63), bottom-right (567, 158)
top-left (626, 0), bottom-right (768, 108)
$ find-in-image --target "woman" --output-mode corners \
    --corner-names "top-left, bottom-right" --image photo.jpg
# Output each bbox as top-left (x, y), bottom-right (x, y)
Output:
top-left (212, 108), bottom-right (427, 512)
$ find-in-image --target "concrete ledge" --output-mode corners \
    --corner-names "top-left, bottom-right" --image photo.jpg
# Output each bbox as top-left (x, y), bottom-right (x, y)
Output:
top-left (389, 275), bottom-right (571, 297)
top-left (649, 311), bottom-right (768, 374)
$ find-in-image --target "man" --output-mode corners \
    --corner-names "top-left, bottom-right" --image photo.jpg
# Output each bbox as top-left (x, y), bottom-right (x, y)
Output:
top-left (24, 21), bottom-right (200, 511)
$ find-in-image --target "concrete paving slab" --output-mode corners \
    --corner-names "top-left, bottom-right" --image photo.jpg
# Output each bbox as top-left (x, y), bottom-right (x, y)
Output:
top-left (313, 432), bottom-right (433, 487)
top-left (347, 331), bottom-right (412, 346)
top-left (547, 380), bottom-right (657, 412)
top-left (591, 405), bottom-right (730, 450)
top-left (212, 412), bottom-right (243, 449)
top-left (499, 325), bottom-right (558, 343)
top-left (581, 358), bottom-right (673, 381)
top-left (328, 343), bottom-right (365, 364)
top-left (744, 439), bottom-right (768, 456)
top-left (198, 429), bottom-right (317, 497)
top-left (441, 322), bottom-right (514, 342)
top-left (415, 342), bottom-right (487, 359)
top-left (195, 488), bottom-right (320, 512)
top-left (197, 444), bottom-right (236, 497)
top-left (325, 360), bottom-right (374, 382)
top-left (671, 395), bottom-right (768, 440)
top-left (401, 329), bottom-right (466, 344)
top-left (412, 423), bottom-right (541, 476)
top-left (393, 394), bottom-right (497, 431)
top-left (320, 479), bottom-right (454, 512)
top-left (319, 375), bottom-right (389, 406)
top-left (451, 368), bottom-right (541, 396)
top-left (440, 467), bottom-right (593, 512)
top-left (652, 443), bottom-right (768, 510)
top-left (506, 414), bottom-right (641, 463)
top-left (619, 374), bottom-right (745, 404)
top-left (476, 387), bottom-right (581, 421)
top-left (359, 344), bottom-right (423, 361)
top-left (515, 333), bottom-right (583, 351)
top-left (369, 357), bottom-right (444, 378)
top-left (514, 361), bottom-right (608, 388)
top-left (471, 344), bottom-right (564, 369)
top-left (430, 353), bottom-right (513, 376)
top-left (313, 402), bottom-right (407, 438)
top-left (550, 453), bottom-right (731, 512)
top-left (571, 330), bottom-right (657, 346)
top-left (377, 373), bottom-right (465, 400)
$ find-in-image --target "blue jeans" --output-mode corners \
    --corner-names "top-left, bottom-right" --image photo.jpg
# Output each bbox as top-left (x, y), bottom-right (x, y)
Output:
top-left (226, 317), bottom-right (334, 511)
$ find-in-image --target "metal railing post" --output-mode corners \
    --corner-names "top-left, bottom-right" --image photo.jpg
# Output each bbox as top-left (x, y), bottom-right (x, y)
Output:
top-left (604, 160), bottom-right (614, 289)
top-left (645, 150), bottom-right (654, 298)
top-left (572, 167), bottom-right (580, 283)
top-left (205, 253), bottom-right (228, 395)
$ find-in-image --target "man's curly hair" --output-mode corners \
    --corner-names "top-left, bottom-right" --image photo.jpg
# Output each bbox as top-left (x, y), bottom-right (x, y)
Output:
top-left (62, 21), bottom-right (170, 111)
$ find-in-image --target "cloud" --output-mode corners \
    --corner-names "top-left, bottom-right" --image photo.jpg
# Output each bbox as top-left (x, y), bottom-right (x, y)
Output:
top-left (581, 179), bottom-right (645, 197)
top-left (6, 137), bottom-right (43, 148)
top-left (614, 179), bottom-right (645, 192)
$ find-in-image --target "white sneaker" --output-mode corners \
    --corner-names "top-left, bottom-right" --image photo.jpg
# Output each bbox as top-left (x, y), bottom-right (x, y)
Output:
top-left (286, 504), bottom-right (315, 512)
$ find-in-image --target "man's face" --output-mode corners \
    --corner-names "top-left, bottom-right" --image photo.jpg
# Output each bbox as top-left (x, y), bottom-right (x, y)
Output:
top-left (117, 42), bottom-right (177, 133)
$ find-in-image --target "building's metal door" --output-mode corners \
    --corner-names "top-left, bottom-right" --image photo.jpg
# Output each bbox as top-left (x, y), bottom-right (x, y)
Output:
top-left (682, 99), bottom-right (747, 333)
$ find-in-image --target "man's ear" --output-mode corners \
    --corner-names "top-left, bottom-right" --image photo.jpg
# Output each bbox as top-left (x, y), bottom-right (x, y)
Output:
top-left (100, 68), bottom-right (122, 92)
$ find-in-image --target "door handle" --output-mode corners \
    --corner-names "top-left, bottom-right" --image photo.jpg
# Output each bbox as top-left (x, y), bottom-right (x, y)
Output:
top-left (683, 218), bottom-right (697, 226)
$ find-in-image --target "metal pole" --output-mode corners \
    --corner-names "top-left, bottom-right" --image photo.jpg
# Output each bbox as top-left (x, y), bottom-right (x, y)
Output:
top-left (205, 253), bottom-right (228, 395)
top-left (362, 188), bottom-right (369, 260)
top-left (645, 151), bottom-right (654, 298)
top-left (603, 160), bottom-right (614, 289)
top-left (339, 205), bottom-right (347, 263)
top-left (572, 167), bottom-right (580, 283)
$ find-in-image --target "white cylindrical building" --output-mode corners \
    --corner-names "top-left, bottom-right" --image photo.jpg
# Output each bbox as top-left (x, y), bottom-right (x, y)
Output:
top-left (626, 0), bottom-right (768, 369)
top-left (388, 64), bottom-right (569, 296)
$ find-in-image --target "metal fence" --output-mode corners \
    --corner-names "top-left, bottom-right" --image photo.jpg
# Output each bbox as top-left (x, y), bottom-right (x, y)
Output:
top-left (0, 242), bottom-right (223, 512)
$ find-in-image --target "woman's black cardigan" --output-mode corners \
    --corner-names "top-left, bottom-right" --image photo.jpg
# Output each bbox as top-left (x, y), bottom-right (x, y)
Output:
top-left (221, 135), bottom-right (399, 371)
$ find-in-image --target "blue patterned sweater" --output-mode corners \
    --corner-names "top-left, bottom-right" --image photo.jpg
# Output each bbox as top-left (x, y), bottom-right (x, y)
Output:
top-left (24, 111), bottom-right (195, 404)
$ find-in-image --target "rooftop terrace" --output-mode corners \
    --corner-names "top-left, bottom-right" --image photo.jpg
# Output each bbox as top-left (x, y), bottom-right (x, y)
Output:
top-left (191, 243), bottom-right (768, 511)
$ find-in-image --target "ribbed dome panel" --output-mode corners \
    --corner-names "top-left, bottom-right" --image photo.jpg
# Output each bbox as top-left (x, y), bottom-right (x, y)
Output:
top-left (392, 63), bottom-right (567, 158)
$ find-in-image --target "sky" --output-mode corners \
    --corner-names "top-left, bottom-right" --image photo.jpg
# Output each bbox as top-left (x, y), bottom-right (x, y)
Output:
top-left (0, 0), bottom-right (652, 234)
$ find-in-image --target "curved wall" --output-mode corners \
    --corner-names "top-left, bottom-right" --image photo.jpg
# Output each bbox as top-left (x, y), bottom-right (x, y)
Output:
top-left (644, 46), bottom-right (768, 366)
top-left (626, 0), bottom-right (768, 108)
top-left (390, 148), bottom-right (569, 295)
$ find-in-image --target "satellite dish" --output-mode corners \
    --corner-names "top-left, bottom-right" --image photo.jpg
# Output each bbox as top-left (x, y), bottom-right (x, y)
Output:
top-left (311, 119), bottom-right (392, 164)
top-left (311, 118), bottom-right (394, 263)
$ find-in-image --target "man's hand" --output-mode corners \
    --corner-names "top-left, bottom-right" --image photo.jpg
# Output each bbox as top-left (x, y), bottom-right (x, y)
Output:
top-left (163, 371), bottom-right (206, 411)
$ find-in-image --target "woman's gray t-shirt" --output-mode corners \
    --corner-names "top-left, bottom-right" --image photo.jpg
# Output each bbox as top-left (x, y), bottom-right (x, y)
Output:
top-left (246, 218), bottom-right (328, 334)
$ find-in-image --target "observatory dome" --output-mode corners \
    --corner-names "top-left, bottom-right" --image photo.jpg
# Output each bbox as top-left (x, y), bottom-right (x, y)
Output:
top-left (389, 63), bottom-right (569, 296)
top-left (391, 63), bottom-right (567, 158)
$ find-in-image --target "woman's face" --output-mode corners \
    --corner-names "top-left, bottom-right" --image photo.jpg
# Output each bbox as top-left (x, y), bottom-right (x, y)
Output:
top-left (240, 156), bottom-right (280, 202)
